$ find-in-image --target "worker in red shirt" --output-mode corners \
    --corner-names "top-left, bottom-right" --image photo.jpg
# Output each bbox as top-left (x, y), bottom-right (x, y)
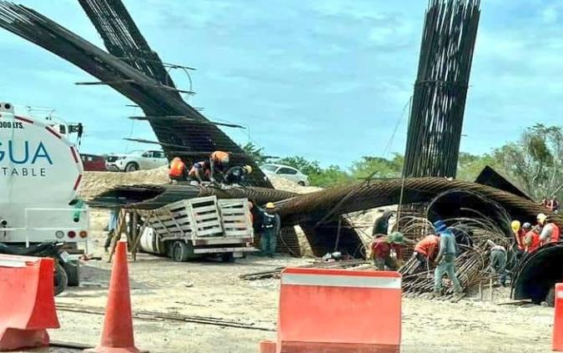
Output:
top-left (511, 220), bottom-right (526, 252)
top-left (538, 213), bottom-right (560, 245)
top-left (370, 232), bottom-right (405, 271)
top-left (413, 234), bottom-right (440, 268)
top-left (523, 222), bottom-right (541, 255)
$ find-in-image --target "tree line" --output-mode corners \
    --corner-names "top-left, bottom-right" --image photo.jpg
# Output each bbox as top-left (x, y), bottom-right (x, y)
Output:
top-left (242, 124), bottom-right (563, 200)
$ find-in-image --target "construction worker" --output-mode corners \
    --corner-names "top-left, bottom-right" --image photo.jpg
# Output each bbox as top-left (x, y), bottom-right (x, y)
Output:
top-left (224, 165), bottom-right (252, 185)
top-left (209, 151), bottom-right (230, 183)
top-left (104, 209), bottom-right (119, 252)
top-left (487, 240), bottom-right (507, 287)
top-left (370, 232), bottom-right (405, 271)
top-left (511, 220), bottom-right (526, 252)
top-left (187, 160), bottom-right (211, 185)
top-left (432, 220), bottom-right (462, 297)
top-left (538, 213), bottom-right (560, 245)
top-left (257, 202), bottom-right (280, 258)
top-left (372, 210), bottom-right (394, 236)
top-left (169, 157), bottom-right (187, 182)
top-left (523, 222), bottom-right (541, 254)
top-left (413, 234), bottom-right (440, 269)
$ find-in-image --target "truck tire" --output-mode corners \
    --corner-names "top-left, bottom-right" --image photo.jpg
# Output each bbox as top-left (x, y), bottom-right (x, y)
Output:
top-left (64, 261), bottom-right (80, 287)
top-left (54, 263), bottom-right (68, 296)
top-left (125, 162), bottom-right (139, 172)
top-left (171, 241), bottom-right (190, 262)
top-left (298, 181), bottom-right (306, 186)
top-left (221, 252), bottom-right (235, 263)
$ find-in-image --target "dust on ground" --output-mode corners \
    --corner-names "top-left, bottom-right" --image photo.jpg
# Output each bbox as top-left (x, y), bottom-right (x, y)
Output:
top-left (54, 171), bottom-right (554, 353)
top-left (39, 219), bottom-right (553, 353)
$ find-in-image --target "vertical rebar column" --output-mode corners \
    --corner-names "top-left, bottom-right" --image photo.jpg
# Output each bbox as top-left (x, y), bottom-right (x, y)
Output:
top-left (403, 0), bottom-right (481, 178)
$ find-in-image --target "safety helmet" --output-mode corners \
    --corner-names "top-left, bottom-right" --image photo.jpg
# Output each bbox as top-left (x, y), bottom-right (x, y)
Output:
top-left (433, 220), bottom-right (447, 233)
top-left (537, 213), bottom-right (547, 225)
top-left (511, 220), bottom-right (521, 232)
top-left (221, 155), bottom-right (230, 164)
top-left (266, 202), bottom-right (276, 209)
top-left (522, 222), bottom-right (532, 229)
top-left (243, 165), bottom-right (253, 174)
top-left (387, 232), bottom-right (404, 244)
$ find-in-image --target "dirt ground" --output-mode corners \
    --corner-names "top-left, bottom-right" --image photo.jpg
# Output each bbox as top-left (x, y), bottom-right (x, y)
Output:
top-left (21, 210), bottom-right (553, 353)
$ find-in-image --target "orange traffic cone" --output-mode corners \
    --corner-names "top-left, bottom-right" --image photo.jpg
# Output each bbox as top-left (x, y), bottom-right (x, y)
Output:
top-left (85, 241), bottom-right (147, 353)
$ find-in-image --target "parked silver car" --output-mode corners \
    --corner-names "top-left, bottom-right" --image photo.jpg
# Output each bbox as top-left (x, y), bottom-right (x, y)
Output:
top-left (261, 164), bottom-right (309, 186)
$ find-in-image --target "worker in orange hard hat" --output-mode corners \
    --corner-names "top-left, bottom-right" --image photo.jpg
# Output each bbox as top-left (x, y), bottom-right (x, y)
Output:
top-left (256, 202), bottom-right (280, 258)
top-left (209, 151), bottom-right (230, 183)
top-left (169, 157), bottom-right (187, 182)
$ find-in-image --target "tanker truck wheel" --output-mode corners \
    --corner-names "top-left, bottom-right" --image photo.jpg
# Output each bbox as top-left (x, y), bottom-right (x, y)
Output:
top-left (54, 263), bottom-right (68, 296)
top-left (125, 162), bottom-right (139, 172)
top-left (63, 260), bottom-right (80, 287)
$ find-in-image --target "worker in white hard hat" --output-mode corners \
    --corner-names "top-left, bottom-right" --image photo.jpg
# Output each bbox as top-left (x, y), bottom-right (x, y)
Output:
top-left (257, 202), bottom-right (280, 258)
top-left (224, 165), bottom-right (253, 185)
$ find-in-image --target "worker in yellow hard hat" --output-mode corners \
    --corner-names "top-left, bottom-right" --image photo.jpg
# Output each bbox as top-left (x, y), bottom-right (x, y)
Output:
top-left (511, 220), bottom-right (526, 252)
top-left (257, 202), bottom-right (280, 258)
top-left (224, 164), bottom-right (253, 185)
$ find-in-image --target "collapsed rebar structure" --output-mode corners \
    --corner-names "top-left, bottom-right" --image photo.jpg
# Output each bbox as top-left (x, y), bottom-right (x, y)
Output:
top-left (90, 178), bottom-right (563, 227)
top-left (0, 1), bottom-right (271, 187)
top-left (403, 0), bottom-right (481, 178)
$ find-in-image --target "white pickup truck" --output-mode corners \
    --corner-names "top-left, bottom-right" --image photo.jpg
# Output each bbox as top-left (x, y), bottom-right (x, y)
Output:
top-left (0, 102), bottom-right (89, 287)
top-left (106, 150), bottom-right (168, 172)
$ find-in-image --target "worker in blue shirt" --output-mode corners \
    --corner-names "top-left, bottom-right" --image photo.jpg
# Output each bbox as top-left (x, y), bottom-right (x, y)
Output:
top-left (432, 220), bottom-right (463, 297)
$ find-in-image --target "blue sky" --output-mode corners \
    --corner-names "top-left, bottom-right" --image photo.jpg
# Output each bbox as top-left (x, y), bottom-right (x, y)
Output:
top-left (1, 0), bottom-right (563, 168)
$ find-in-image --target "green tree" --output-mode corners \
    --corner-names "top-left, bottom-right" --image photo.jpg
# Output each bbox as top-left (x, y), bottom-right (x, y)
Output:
top-left (276, 156), bottom-right (323, 176)
top-left (309, 165), bottom-right (353, 187)
top-left (493, 124), bottom-right (563, 199)
top-left (350, 154), bottom-right (403, 180)
top-left (240, 142), bottom-right (270, 165)
top-left (456, 152), bottom-right (505, 182)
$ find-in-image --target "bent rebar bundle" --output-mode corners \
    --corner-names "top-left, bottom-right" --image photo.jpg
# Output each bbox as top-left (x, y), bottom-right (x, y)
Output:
top-left (403, 0), bottom-right (481, 178)
top-left (89, 178), bottom-right (562, 228)
top-left (0, 1), bottom-right (271, 187)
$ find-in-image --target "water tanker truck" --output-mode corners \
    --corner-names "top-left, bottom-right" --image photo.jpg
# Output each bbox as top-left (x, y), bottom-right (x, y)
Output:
top-left (0, 102), bottom-right (89, 292)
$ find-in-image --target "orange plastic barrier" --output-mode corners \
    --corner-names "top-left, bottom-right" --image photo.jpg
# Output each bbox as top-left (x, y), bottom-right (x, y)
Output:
top-left (260, 268), bottom-right (402, 353)
top-left (0, 255), bottom-right (60, 351)
top-left (554, 283), bottom-right (563, 352)
top-left (85, 241), bottom-right (147, 353)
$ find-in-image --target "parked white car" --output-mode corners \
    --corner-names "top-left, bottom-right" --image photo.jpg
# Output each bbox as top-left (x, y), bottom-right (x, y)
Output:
top-left (106, 150), bottom-right (168, 172)
top-left (261, 164), bottom-right (309, 186)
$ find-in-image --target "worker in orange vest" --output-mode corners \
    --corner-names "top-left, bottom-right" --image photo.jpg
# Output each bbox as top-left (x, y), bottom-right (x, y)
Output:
top-left (187, 160), bottom-right (211, 185)
top-left (413, 234), bottom-right (440, 268)
top-left (209, 151), bottom-right (230, 183)
top-left (538, 213), bottom-right (560, 245)
top-left (523, 222), bottom-right (541, 254)
top-left (169, 157), bottom-right (187, 182)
